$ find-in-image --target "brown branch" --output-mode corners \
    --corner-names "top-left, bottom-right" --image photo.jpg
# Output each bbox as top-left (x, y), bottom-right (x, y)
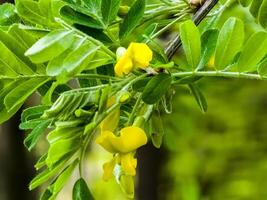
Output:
top-left (165, 0), bottom-right (219, 60)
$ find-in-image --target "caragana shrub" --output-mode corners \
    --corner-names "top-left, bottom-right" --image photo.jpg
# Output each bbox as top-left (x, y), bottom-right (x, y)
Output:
top-left (0, 0), bottom-right (267, 199)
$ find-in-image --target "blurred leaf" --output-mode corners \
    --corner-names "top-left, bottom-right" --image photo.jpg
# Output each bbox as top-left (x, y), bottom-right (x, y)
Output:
top-left (4, 77), bottom-right (50, 111)
top-left (257, 57), bottom-right (267, 76)
top-left (142, 73), bottom-right (172, 105)
top-left (151, 111), bottom-right (165, 148)
top-left (25, 30), bottom-right (75, 63)
top-left (180, 20), bottom-right (201, 69)
top-left (250, 0), bottom-right (263, 18)
top-left (258, 0), bottom-right (267, 28)
top-left (73, 178), bottom-right (95, 200)
top-left (49, 160), bottom-right (79, 199)
top-left (30, 157), bottom-right (69, 190)
top-left (119, 0), bottom-right (145, 39)
top-left (101, 0), bottom-right (121, 25)
top-left (238, 0), bottom-right (252, 6)
top-left (47, 126), bottom-right (83, 144)
top-left (237, 31), bottom-right (267, 72)
top-left (189, 83), bottom-right (207, 113)
top-left (214, 17), bottom-right (244, 70)
top-left (0, 3), bottom-right (20, 26)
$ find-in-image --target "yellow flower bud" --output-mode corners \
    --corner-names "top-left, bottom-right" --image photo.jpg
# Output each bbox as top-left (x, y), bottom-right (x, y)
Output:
top-left (114, 52), bottom-right (133, 77)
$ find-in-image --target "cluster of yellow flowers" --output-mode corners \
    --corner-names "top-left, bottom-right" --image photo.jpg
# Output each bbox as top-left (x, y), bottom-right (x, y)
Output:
top-left (96, 43), bottom-right (153, 197)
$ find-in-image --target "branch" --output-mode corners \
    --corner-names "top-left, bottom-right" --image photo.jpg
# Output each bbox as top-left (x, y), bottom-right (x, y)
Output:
top-left (172, 71), bottom-right (267, 81)
top-left (165, 0), bottom-right (219, 60)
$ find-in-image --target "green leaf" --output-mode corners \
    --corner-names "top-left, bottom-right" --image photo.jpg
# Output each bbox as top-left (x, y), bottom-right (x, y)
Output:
top-left (61, 43), bottom-right (99, 75)
top-left (16, 0), bottom-right (53, 27)
top-left (0, 80), bottom-right (24, 124)
top-left (4, 77), bottom-right (50, 111)
top-left (73, 178), bottom-right (95, 200)
top-left (8, 24), bottom-right (37, 49)
top-left (40, 187), bottom-right (53, 200)
top-left (21, 105), bottom-right (50, 122)
top-left (238, 0), bottom-right (252, 6)
top-left (25, 30), bottom-right (75, 63)
top-left (258, 57), bottom-right (267, 76)
top-left (47, 126), bottom-right (83, 144)
top-left (60, 5), bottom-right (103, 29)
top-left (0, 3), bottom-right (20, 26)
top-left (189, 84), bottom-right (207, 113)
top-left (101, 0), bottom-right (121, 25)
top-left (24, 119), bottom-right (52, 151)
top-left (250, 0), bottom-right (263, 18)
top-left (214, 17), bottom-right (244, 70)
top-left (151, 112), bottom-right (165, 148)
top-left (20, 119), bottom-right (46, 130)
top-left (46, 37), bottom-right (85, 76)
top-left (30, 157), bottom-right (69, 190)
top-left (197, 29), bottom-right (219, 70)
top-left (50, 160), bottom-right (79, 198)
top-left (132, 77), bottom-right (152, 92)
top-left (237, 31), bottom-right (267, 72)
top-left (83, 0), bottom-right (101, 15)
top-left (142, 73), bottom-right (172, 105)
top-left (258, 0), bottom-right (267, 28)
top-left (46, 137), bottom-right (81, 167)
top-left (0, 29), bottom-right (36, 71)
top-left (180, 20), bottom-right (201, 69)
top-left (119, 0), bottom-right (145, 39)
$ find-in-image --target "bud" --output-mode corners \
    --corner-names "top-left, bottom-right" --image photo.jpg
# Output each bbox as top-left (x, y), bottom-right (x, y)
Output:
top-left (116, 47), bottom-right (127, 60)
top-left (118, 6), bottom-right (130, 16)
top-left (119, 91), bottom-right (131, 103)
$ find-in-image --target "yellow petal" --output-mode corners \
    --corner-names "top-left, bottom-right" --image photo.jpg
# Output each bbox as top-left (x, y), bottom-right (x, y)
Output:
top-left (96, 131), bottom-right (118, 153)
top-left (119, 175), bottom-right (135, 198)
top-left (128, 43), bottom-right (153, 69)
top-left (120, 153), bottom-right (137, 176)
top-left (102, 157), bottom-right (117, 181)
top-left (114, 52), bottom-right (133, 77)
top-left (100, 96), bottom-right (120, 132)
top-left (100, 108), bottom-right (120, 132)
top-left (110, 126), bottom-right (148, 153)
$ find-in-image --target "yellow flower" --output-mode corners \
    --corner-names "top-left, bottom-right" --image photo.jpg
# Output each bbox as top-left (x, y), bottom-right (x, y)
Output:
top-left (96, 126), bottom-right (147, 180)
top-left (114, 42), bottom-right (153, 77)
top-left (96, 126), bottom-right (147, 153)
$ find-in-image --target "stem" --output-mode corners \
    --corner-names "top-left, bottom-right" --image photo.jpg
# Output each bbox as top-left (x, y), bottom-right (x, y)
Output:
top-left (127, 94), bottom-right (143, 126)
top-left (165, 0), bottom-right (219, 59)
top-left (0, 74), bottom-right (120, 81)
top-left (172, 71), bottom-right (267, 80)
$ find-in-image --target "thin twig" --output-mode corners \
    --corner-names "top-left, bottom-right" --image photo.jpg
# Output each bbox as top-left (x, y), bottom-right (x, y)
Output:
top-left (165, 0), bottom-right (219, 60)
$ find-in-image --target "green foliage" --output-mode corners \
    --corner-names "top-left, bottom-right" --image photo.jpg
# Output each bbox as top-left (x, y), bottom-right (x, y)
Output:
top-left (73, 178), bottom-right (95, 200)
top-left (0, 0), bottom-right (267, 199)
top-left (180, 20), bottom-right (201, 69)
top-left (214, 17), bottom-right (244, 70)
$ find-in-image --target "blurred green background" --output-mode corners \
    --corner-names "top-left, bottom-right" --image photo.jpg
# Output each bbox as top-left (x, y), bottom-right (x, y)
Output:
top-left (1, 0), bottom-right (267, 200)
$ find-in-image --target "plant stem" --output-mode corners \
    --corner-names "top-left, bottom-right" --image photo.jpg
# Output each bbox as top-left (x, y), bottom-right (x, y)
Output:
top-left (172, 71), bottom-right (267, 80)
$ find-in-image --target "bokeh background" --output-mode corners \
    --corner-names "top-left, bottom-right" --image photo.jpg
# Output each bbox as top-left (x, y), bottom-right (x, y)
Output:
top-left (1, 0), bottom-right (267, 200)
